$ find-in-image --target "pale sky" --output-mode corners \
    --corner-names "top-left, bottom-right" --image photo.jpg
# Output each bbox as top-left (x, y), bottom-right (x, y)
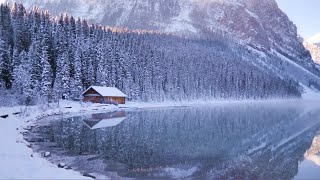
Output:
top-left (0, 0), bottom-right (318, 39)
top-left (276, 0), bottom-right (320, 39)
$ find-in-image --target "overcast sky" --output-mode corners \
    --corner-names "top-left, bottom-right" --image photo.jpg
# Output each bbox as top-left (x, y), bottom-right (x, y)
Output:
top-left (276, 0), bottom-right (320, 39)
top-left (0, 0), bottom-right (318, 39)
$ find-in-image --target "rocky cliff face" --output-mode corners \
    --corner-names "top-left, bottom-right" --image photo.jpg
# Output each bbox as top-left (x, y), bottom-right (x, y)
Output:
top-left (4, 0), bottom-right (314, 66)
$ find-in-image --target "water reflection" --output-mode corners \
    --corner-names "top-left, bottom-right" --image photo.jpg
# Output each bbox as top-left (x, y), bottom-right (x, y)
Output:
top-left (294, 134), bottom-right (320, 179)
top-left (83, 111), bottom-right (127, 129)
top-left (38, 102), bottom-right (320, 179)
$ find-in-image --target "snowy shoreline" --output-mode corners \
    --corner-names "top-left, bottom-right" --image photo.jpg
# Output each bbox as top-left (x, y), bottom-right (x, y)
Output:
top-left (0, 98), bottom-right (319, 179)
top-left (0, 101), bottom-right (122, 179)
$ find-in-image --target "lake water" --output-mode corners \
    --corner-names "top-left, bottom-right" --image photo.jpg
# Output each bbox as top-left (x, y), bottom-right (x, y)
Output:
top-left (31, 101), bottom-right (320, 179)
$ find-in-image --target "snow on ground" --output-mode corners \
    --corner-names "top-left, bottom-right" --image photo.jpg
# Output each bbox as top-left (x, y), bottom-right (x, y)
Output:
top-left (164, 166), bottom-right (199, 179)
top-left (0, 100), bottom-right (118, 179)
top-left (302, 85), bottom-right (320, 101)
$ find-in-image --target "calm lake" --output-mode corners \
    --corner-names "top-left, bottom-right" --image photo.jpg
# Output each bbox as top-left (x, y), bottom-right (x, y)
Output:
top-left (29, 101), bottom-right (320, 179)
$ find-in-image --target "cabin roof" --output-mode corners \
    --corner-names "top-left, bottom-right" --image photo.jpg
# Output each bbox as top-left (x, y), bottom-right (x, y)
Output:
top-left (83, 86), bottom-right (127, 97)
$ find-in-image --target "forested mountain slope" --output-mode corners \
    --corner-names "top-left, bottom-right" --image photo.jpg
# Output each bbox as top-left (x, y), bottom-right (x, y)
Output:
top-left (0, 3), bottom-right (302, 105)
top-left (7, 0), bottom-right (316, 70)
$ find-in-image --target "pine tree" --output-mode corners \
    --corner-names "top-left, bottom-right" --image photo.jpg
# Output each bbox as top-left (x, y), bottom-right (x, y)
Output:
top-left (0, 38), bottom-right (12, 89)
top-left (40, 31), bottom-right (52, 104)
top-left (61, 52), bottom-right (70, 99)
top-left (70, 45), bottom-right (83, 100)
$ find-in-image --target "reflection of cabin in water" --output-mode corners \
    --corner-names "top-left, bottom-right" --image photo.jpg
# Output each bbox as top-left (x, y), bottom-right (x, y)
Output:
top-left (83, 111), bottom-right (126, 129)
top-left (82, 86), bottom-right (127, 104)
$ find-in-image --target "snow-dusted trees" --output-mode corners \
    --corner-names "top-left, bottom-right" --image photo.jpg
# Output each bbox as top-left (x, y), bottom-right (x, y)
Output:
top-left (39, 21), bottom-right (52, 104)
top-left (70, 46), bottom-right (83, 100)
top-left (0, 4), bottom-right (13, 89)
top-left (0, 3), bottom-right (302, 105)
top-left (0, 37), bottom-right (11, 89)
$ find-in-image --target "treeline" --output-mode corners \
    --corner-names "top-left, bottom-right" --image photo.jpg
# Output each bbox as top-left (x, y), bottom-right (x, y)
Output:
top-left (0, 3), bottom-right (301, 105)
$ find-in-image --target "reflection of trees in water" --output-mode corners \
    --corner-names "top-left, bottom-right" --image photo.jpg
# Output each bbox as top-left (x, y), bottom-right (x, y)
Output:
top-left (210, 134), bottom-right (313, 180)
top-left (40, 104), bottom-right (320, 179)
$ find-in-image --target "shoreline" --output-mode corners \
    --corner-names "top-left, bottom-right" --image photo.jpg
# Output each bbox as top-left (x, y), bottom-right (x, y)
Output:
top-left (0, 100), bottom-right (119, 179)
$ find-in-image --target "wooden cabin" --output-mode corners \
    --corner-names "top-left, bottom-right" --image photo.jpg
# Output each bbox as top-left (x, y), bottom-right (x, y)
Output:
top-left (82, 86), bottom-right (127, 104)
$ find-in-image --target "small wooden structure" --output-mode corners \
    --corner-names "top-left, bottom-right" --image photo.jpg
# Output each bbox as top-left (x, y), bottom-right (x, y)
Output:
top-left (82, 86), bottom-right (127, 104)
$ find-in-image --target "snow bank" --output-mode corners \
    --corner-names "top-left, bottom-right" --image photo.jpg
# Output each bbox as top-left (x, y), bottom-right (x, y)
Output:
top-left (301, 85), bottom-right (320, 101)
top-left (164, 167), bottom-right (199, 179)
top-left (0, 100), bottom-right (117, 179)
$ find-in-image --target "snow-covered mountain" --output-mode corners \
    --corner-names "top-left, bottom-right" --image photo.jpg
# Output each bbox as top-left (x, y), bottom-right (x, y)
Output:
top-left (304, 33), bottom-right (320, 65)
top-left (307, 33), bottom-right (320, 46)
top-left (4, 0), bottom-right (320, 93)
top-left (5, 0), bottom-right (312, 65)
top-left (304, 43), bottom-right (320, 65)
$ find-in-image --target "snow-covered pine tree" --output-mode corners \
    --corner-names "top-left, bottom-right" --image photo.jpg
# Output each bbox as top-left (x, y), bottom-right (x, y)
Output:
top-left (40, 35), bottom-right (52, 105)
top-left (61, 52), bottom-right (70, 99)
top-left (70, 42), bottom-right (83, 100)
top-left (96, 41), bottom-right (108, 87)
top-left (0, 38), bottom-right (12, 89)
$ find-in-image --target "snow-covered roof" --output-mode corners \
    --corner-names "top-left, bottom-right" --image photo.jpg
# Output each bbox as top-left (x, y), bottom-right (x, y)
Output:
top-left (83, 86), bottom-right (127, 97)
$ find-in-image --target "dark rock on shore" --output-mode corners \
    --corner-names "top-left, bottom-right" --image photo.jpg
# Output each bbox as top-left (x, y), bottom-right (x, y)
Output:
top-left (58, 163), bottom-right (66, 168)
top-left (83, 172), bottom-right (96, 179)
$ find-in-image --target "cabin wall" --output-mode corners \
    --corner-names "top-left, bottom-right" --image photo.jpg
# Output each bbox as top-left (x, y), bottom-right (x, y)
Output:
top-left (103, 97), bottom-right (126, 104)
top-left (83, 87), bottom-right (126, 104)
top-left (83, 96), bottom-right (126, 104)
top-left (83, 96), bottom-right (101, 103)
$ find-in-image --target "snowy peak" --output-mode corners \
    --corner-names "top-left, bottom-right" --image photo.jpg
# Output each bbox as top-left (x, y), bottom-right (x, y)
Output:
top-left (303, 39), bottom-right (320, 64)
top-left (307, 33), bottom-right (320, 45)
top-left (304, 34), bottom-right (320, 64)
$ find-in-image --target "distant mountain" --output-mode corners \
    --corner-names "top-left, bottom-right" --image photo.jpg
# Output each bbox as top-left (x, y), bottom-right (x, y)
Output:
top-left (5, 0), bottom-right (314, 66)
top-left (304, 33), bottom-right (320, 64)
top-left (307, 33), bottom-right (320, 46)
top-left (304, 43), bottom-right (320, 65)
